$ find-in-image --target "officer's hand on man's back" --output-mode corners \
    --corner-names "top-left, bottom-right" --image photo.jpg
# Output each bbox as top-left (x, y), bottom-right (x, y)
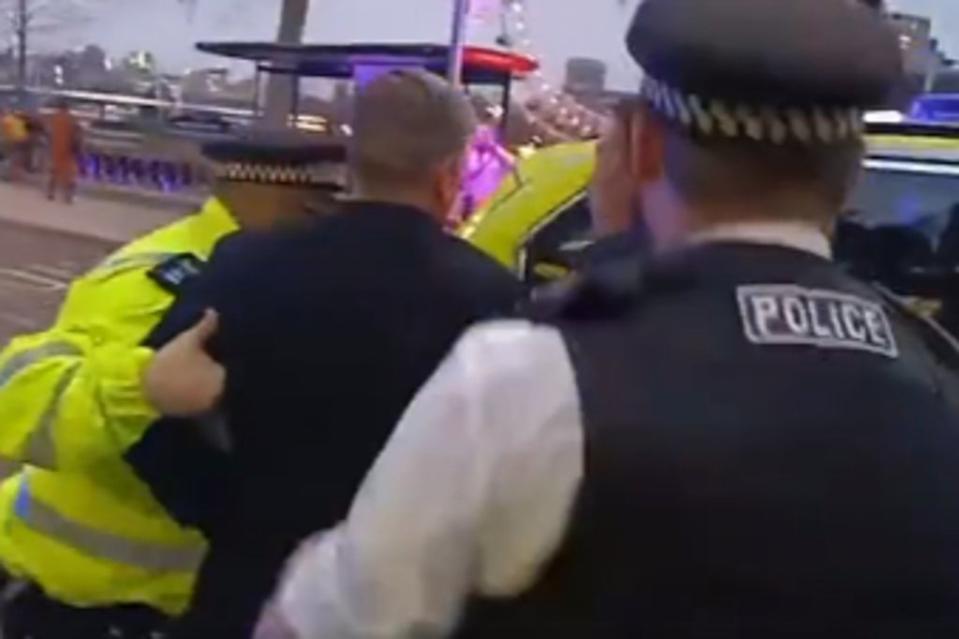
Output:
top-left (144, 309), bottom-right (225, 417)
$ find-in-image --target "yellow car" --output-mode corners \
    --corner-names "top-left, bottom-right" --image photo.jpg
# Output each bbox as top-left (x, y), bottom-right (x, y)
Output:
top-left (463, 121), bottom-right (959, 296)
top-left (459, 141), bottom-right (596, 283)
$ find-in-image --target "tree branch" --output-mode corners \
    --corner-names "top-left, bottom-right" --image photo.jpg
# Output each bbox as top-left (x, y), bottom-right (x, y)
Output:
top-left (0, 0), bottom-right (101, 33)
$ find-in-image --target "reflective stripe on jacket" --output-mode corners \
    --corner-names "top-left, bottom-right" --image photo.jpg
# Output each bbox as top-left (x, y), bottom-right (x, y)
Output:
top-left (0, 198), bottom-right (237, 616)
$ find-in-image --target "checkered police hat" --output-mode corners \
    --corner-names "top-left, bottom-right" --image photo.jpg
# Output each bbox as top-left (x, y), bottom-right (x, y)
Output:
top-left (626, 0), bottom-right (903, 145)
top-left (202, 131), bottom-right (347, 188)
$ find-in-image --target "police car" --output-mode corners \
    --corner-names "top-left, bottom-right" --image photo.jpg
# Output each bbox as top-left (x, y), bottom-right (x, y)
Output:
top-left (462, 116), bottom-right (959, 299)
top-left (839, 117), bottom-right (959, 307)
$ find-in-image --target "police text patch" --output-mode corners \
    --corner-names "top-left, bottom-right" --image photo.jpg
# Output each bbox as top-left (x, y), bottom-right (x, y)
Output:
top-left (737, 285), bottom-right (898, 358)
top-left (147, 253), bottom-right (205, 295)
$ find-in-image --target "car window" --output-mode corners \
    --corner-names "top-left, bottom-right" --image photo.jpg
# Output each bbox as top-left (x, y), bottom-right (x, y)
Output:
top-left (518, 155), bottom-right (959, 294)
top-left (520, 195), bottom-right (593, 284)
top-left (838, 160), bottom-right (959, 289)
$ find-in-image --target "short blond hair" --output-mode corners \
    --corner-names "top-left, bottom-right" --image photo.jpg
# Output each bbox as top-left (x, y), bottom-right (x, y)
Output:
top-left (351, 69), bottom-right (477, 186)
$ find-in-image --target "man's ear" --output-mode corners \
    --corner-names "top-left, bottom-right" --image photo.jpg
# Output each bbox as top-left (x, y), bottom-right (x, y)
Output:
top-left (442, 151), bottom-right (468, 195)
top-left (629, 105), bottom-right (666, 184)
top-left (429, 152), bottom-right (467, 221)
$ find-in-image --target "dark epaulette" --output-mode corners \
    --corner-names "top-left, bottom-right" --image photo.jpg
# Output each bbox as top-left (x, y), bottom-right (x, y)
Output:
top-left (873, 284), bottom-right (959, 374)
top-left (147, 253), bottom-right (206, 295)
top-left (871, 283), bottom-right (959, 414)
top-left (523, 254), bottom-right (690, 323)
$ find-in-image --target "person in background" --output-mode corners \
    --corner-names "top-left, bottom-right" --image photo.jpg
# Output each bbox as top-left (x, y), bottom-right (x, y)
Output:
top-left (129, 68), bottom-right (521, 639)
top-left (46, 99), bottom-right (82, 203)
top-left (257, 1), bottom-right (959, 637)
top-left (20, 110), bottom-right (43, 174)
top-left (1, 107), bottom-right (29, 182)
top-left (0, 135), bottom-right (344, 639)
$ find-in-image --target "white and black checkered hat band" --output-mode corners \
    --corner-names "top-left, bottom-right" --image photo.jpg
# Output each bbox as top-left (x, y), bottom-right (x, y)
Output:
top-left (215, 162), bottom-right (342, 186)
top-left (640, 76), bottom-right (865, 144)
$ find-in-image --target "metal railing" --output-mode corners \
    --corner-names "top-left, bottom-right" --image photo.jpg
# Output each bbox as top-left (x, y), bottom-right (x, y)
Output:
top-left (1, 85), bottom-right (329, 197)
top-left (0, 85), bottom-right (329, 130)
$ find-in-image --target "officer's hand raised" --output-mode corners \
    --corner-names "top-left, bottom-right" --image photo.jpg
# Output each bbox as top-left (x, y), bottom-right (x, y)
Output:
top-left (590, 105), bottom-right (639, 238)
top-left (144, 309), bottom-right (225, 417)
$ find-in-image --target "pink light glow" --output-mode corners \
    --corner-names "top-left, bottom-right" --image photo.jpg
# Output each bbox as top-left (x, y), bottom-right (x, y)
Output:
top-left (458, 124), bottom-right (514, 222)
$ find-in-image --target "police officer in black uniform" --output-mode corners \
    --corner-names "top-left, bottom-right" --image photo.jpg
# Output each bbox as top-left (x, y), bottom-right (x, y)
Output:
top-left (261, 1), bottom-right (959, 637)
top-left (128, 68), bottom-right (521, 639)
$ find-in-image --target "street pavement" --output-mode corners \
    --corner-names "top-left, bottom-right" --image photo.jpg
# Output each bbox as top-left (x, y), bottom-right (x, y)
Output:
top-left (0, 182), bottom-right (195, 345)
top-left (0, 182), bottom-right (190, 244)
top-left (0, 220), bottom-right (113, 346)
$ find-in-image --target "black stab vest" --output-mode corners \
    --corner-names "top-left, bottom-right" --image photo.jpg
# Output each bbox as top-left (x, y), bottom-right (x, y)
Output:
top-left (456, 243), bottom-right (959, 639)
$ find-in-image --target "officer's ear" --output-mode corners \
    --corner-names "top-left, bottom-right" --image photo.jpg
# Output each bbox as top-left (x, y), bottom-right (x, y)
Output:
top-left (630, 103), bottom-right (666, 185)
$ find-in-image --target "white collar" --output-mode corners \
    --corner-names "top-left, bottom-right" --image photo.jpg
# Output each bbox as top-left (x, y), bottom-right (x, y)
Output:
top-left (690, 221), bottom-right (832, 259)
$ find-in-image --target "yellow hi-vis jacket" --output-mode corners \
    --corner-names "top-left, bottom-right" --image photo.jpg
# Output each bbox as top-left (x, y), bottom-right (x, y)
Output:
top-left (0, 198), bottom-right (237, 616)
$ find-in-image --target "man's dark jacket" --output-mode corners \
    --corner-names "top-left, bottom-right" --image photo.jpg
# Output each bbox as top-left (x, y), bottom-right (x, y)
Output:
top-left (127, 202), bottom-right (520, 638)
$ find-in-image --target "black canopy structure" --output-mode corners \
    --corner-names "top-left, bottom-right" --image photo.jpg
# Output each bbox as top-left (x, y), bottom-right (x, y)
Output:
top-left (196, 42), bottom-right (539, 84)
top-left (196, 42), bottom-right (541, 125)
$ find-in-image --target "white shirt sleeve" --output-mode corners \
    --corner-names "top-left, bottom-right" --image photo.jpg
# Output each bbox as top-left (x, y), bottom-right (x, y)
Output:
top-left (272, 320), bottom-right (585, 639)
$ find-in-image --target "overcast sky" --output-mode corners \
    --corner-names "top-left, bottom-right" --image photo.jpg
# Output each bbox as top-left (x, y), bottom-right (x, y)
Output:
top-left (58, 0), bottom-right (959, 89)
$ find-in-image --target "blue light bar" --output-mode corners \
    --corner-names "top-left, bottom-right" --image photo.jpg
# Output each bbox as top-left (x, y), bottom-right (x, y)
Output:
top-left (910, 94), bottom-right (959, 123)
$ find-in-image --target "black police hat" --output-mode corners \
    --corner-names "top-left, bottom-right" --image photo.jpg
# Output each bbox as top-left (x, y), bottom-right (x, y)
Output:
top-left (202, 130), bottom-right (347, 189)
top-left (626, 0), bottom-right (903, 144)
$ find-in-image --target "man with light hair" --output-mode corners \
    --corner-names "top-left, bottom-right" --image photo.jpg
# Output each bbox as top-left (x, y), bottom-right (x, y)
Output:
top-left (352, 68), bottom-right (479, 209)
top-left (125, 67), bottom-right (520, 639)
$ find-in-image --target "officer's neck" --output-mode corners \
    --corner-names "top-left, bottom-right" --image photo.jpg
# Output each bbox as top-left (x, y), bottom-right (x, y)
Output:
top-left (649, 186), bottom-right (834, 258)
top-left (689, 220), bottom-right (833, 259)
